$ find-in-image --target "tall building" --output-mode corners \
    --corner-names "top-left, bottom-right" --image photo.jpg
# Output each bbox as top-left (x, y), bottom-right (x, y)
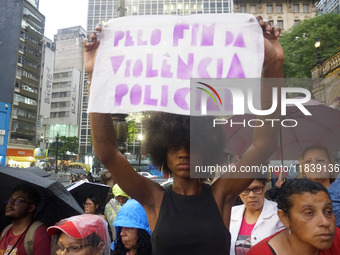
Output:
top-left (0, 0), bottom-right (45, 167)
top-left (233, 0), bottom-right (317, 31)
top-left (42, 27), bottom-right (86, 142)
top-left (34, 36), bottom-right (54, 161)
top-left (80, 0), bottom-right (234, 162)
top-left (86, 0), bottom-right (233, 29)
top-left (316, 0), bottom-right (340, 14)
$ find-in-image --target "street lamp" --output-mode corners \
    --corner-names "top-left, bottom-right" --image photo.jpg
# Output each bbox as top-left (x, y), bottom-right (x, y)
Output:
top-left (314, 38), bottom-right (323, 66)
top-left (55, 132), bottom-right (59, 173)
top-left (138, 133), bottom-right (143, 172)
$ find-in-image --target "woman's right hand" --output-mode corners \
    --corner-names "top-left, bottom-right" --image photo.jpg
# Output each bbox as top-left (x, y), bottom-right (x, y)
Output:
top-left (83, 24), bottom-right (102, 81)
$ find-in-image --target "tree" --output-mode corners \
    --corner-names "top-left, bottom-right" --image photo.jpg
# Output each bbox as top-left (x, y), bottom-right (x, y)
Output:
top-left (280, 13), bottom-right (340, 81)
top-left (127, 120), bottom-right (138, 146)
top-left (49, 136), bottom-right (79, 161)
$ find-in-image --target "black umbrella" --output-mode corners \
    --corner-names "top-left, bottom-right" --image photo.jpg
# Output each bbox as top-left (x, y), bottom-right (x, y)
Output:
top-left (67, 180), bottom-right (110, 208)
top-left (25, 167), bottom-right (51, 177)
top-left (0, 166), bottom-right (84, 226)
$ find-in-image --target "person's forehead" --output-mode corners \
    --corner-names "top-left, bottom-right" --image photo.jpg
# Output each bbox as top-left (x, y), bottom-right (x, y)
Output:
top-left (304, 149), bottom-right (327, 158)
top-left (248, 180), bottom-right (264, 188)
top-left (11, 190), bottom-right (29, 199)
top-left (58, 232), bottom-right (83, 245)
top-left (290, 192), bottom-right (331, 209)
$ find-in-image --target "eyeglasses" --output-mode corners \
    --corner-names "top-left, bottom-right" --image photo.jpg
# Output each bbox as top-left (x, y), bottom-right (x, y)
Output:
top-left (83, 203), bottom-right (94, 207)
top-left (241, 186), bottom-right (264, 196)
top-left (56, 244), bottom-right (90, 254)
top-left (6, 198), bottom-right (31, 206)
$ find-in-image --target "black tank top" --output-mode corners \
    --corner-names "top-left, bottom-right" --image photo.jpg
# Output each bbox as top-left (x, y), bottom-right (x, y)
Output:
top-left (151, 184), bottom-right (231, 255)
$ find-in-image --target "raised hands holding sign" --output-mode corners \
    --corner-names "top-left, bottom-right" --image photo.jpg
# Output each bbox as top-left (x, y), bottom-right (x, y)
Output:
top-left (85, 14), bottom-right (283, 255)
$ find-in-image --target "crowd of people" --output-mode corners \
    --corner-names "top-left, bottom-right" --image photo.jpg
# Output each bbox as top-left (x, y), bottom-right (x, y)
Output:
top-left (0, 15), bottom-right (339, 255)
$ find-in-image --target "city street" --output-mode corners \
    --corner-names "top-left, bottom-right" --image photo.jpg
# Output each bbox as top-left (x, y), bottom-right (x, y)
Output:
top-left (47, 171), bottom-right (73, 187)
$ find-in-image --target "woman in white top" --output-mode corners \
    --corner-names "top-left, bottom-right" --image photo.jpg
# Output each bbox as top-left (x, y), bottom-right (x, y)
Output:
top-left (230, 178), bottom-right (284, 255)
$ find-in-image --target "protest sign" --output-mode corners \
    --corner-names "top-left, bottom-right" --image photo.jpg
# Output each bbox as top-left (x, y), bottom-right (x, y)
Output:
top-left (88, 13), bottom-right (264, 115)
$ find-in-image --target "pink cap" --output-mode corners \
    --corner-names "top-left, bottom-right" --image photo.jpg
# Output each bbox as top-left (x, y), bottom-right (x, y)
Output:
top-left (47, 214), bottom-right (107, 242)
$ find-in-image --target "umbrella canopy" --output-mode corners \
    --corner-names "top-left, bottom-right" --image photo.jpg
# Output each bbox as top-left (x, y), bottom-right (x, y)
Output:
top-left (25, 167), bottom-right (51, 177)
top-left (67, 180), bottom-right (110, 209)
top-left (0, 166), bottom-right (84, 226)
top-left (224, 99), bottom-right (340, 160)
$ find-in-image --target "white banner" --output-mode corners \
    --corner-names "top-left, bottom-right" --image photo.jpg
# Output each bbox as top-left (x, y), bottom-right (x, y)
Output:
top-left (88, 13), bottom-right (264, 115)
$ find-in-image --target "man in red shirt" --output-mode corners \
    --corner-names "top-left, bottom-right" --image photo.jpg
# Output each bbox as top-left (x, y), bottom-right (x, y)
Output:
top-left (0, 184), bottom-right (51, 255)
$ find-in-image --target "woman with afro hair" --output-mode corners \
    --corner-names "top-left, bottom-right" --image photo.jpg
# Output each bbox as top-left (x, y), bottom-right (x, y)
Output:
top-left (85, 16), bottom-right (284, 255)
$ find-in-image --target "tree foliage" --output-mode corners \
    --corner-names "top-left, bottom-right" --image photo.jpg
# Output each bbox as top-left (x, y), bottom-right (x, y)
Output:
top-left (280, 13), bottom-right (340, 80)
top-left (49, 136), bottom-right (79, 160)
top-left (127, 120), bottom-right (138, 145)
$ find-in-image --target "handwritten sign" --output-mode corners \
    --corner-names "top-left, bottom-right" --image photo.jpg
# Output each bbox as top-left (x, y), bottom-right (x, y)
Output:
top-left (88, 13), bottom-right (264, 115)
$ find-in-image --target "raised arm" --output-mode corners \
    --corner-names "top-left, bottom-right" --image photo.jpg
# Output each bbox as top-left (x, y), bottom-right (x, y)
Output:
top-left (214, 17), bottom-right (284, 216)
top-left (84, 27), bottom-right (164, 220)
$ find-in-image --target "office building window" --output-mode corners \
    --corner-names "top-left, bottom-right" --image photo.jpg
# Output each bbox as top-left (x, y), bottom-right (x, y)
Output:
top-left (294, 20), bottom-right (300, 25)
top-left (267, 4), bottom-right (273, 13)
top-left (293, 4), bottom-right (299, 12)
top-left (249, 5), bottom-right (256, 13)
top-left (276, 4), bottom-right (282, 13)
top-left (303, 4), bottom-right (309, 12)
top-left (240, 5), bottom-right (246, 13)
top-left (277, 20), bottom-right (283, 29)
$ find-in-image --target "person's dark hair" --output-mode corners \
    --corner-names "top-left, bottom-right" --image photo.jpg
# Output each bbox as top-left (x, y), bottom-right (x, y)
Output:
top-left (85, 194), bottom-right (101, 214)
top-left (277, 179), bottom-right (330, 214)
top-left (84, 232), bottom-right (103, 247)
top-left (12, 183), bottom-right (40, 206)
top-left (113, 228), bottom-right (151, 255)
top-left (143, 112), bottom-right (226, 169)
top-left (254, 178), bottom-right (267, 186)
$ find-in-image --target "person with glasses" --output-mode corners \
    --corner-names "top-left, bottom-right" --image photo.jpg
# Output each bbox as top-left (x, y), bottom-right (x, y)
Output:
top-left (84, 195), bottom-right (106, 221)
top-left (248, 178), bottom-right (340, 255)
top-left (0, 183), bottom-right (51, 255)
top-left (47, 214), bottom-right (111, 255)
top-left (229, 178), bottom-right (284, 255)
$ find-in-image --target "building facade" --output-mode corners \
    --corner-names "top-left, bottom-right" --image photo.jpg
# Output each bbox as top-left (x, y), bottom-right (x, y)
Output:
top-left (311, 51), bottom-right (340, 105)
top-left (42, 27), bottom-right (86, 142)
top-left (233, 0), bottom-right (317, 31)
top-left (1, 0), bottom-right (45, 167)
